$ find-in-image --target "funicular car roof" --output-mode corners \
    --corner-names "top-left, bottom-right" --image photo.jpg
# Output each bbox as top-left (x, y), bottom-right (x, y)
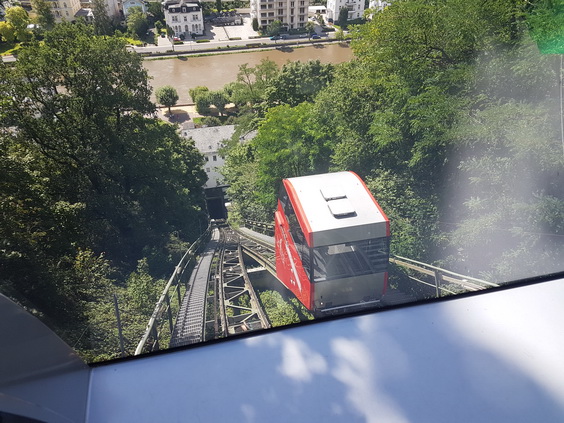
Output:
top-left (284, 172), bottom-right (389, 247)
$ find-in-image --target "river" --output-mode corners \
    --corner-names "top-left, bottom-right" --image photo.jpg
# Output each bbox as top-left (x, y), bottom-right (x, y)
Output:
top-left (143, 44), bottom-right (354, 104)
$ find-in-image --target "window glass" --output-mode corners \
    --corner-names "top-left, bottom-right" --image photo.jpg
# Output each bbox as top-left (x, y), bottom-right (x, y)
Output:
top-left (1, 1), bottom-right (562, 364)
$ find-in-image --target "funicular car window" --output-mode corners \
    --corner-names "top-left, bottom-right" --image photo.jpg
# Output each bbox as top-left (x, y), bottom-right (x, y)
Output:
top-left (312, 238), bottom-right (390, 282)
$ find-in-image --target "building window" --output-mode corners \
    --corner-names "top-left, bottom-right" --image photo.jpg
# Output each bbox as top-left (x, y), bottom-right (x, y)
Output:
top-left (278, 2), bottom-right (283, 6)
top-left (213, 155), bottom-right (217, 161)
top-left (205, 156), bottom-right (209, 161)
top-left (290, 1), bottom-right (294, 6)
top-left (184, 16), bottom-right (187, 21)
top-left (185, 25), bottom-right (189, 31)
top-left (63, 2), bottom-right (67, 7)
top-left (193, 14), bottom-right (199, 20)
top-left (205, 168), bottom-right (210, 172)
top-left (172, 16), bottom-right (178, 22)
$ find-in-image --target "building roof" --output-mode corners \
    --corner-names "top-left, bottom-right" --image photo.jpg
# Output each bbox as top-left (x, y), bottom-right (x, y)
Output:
top-left (183, 125), bottom-right (236, 153)
top-left (75, 8), bottom-right (94, 18)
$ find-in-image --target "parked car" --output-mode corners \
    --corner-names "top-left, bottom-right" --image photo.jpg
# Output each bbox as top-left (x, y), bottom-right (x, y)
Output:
top-left (280, 34), bottom-right (289, 39)
top-left (270, 35), bottom-right (280, 40)
top-left (312, 34), bottom-right (321, 39)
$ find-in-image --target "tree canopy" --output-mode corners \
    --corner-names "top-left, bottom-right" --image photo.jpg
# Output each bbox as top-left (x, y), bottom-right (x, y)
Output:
top-left (0, 23), bottom-right (206, 360)
top-left (221, 0), bottom-right (564, 283)
top-left (156, 85), bottom-right (180, 114)
top-left (127, 6), bottom-right (149, 37)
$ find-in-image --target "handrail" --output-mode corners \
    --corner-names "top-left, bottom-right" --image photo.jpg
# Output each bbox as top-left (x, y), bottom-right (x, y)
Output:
top-left (390, 254), bottom-right (498, 288)
top-left (135, 224), bottom-right (212, 356)
top-left (243, 219), bottom-right (274, 236)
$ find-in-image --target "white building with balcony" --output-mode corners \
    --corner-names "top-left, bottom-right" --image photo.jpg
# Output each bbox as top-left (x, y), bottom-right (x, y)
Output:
top-left (369, 0), bottom-right (391, 11)
top-left (250, 0), bottom-right (309, 31)
top-left (163, 0), bottom-right (204, 37)
top-left (326, 0), bottom-right (364, 22)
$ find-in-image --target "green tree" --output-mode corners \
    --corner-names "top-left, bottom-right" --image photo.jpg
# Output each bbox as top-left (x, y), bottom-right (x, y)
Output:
top-left (267, 19), bottom-right (282, 36)
top-left (0, 21), bottom-right (16, 43)
top-left (335, 27), bottom-right (345, 42)
top-left (31, 0), bottom-right (55, 31)
top-left (5, 6), bottom-right (31, 41)
top-left (195, 91), bottom-right (213, 114)
top-left (265, 60), bottom-right (334, 107)
top-left (92, 0), bottom-right (114, 36)
top-left (216, 0), bottom-right (222, 13)
top-left (305, 20), bottom-right (315, 40)
top-left (222, 142), bottom-right (270, 222)
top-left (337, 6), bottom-right (349, 28)
top-left (127, 6), bottom-right (149, 37)
top-left (209, 90), bottom-right (229, 115)
top-left (147, 2), bottom-right (165, 23)
top-left (250, 103), bottom-right (331, 209)
top-left (0, 23), bottom-right (207, 355)
top-left (234, 59), bottom-right (278, 107)
top-left (252, 17), bottom-right (259, 32)
top-left (156, 85), bottom-right (179, 115)
top-left (189, 85), bottom-right (210, 102)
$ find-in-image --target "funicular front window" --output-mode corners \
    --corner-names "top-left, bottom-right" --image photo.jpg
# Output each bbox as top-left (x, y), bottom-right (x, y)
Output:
top-left (312, 238), bottom-right (389, 282)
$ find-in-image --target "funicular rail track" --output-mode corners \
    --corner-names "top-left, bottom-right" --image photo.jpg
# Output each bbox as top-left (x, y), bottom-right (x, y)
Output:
top-left (171, 224), bottom-right (271, 347)
top-left (139, 221), bottom-right (499, 355)
top-left (213, 227), bottom-right (271, 337)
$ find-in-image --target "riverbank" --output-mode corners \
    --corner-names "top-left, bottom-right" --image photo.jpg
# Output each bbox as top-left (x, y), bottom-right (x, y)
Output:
top-left (142, 38), bottom-right (349, 61)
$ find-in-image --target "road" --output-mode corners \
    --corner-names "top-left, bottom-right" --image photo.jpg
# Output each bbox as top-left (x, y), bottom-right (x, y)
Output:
top-left (132, 33), bottom-right (336, 56)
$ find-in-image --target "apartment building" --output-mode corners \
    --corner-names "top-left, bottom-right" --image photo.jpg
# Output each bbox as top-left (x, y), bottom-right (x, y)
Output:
top-left (326, 0), bottom-right (364, 22)
top-left (45, 0), bottom-right (81, 22)
top-left (163, 0), bottom-right (204, 37)
top-left (250, 0), bottom-right (309, 30)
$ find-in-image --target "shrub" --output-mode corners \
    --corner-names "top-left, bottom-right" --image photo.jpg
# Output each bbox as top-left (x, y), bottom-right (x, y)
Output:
top-left (201, 116), bottom-right (222, 127)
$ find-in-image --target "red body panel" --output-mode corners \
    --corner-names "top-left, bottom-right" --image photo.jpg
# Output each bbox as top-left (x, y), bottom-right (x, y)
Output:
top-left (275, 204), bottom-right (313, 309)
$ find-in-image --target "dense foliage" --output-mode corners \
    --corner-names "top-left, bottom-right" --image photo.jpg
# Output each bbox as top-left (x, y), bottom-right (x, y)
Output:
top-left (0, 24), bottom-right (207, 361)
top-left (222, 0), bottom-right (564, 283)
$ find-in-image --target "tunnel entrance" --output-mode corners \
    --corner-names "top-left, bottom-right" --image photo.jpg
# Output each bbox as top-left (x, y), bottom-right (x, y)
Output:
top-left (205, 186), bottom-right (227, 220)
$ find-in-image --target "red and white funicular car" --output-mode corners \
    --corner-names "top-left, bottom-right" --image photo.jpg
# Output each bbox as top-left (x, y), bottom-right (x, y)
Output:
top-left (275, 171), bottom-right (390, 313)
